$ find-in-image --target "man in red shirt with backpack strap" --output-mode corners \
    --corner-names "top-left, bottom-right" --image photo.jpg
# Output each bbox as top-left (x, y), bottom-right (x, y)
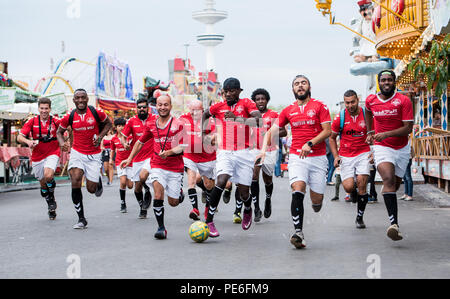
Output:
top-left (18, 97), bottom-right (61, 220)
top-left (57, 89), bottom-right (112, 229)
top-left (329, 89), bottom-right (371, 229)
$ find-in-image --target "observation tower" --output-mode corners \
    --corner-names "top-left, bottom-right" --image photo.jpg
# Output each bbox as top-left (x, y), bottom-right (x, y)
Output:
top-left (192, 0), bottom-right (228, 71)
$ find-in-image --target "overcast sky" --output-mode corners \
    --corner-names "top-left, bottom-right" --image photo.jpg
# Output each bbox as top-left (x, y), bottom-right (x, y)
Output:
top-left (1, 0), bottom-right (368, 112)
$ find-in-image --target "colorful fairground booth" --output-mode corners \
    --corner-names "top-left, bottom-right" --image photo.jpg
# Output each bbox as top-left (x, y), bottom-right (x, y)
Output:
top-left (0, 63), bottom-right (70, 185)
top-left (95, 52), bottom-right (136, 118)
top-left (371, 0), bottom-right (450, 191)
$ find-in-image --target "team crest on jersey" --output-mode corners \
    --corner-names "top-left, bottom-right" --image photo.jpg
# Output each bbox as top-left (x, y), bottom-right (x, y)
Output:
top-left (87, 117), bottom-right (95, 125)
top-left (392, 99), bottom-right (401, 107)
top-left (235, 106), bottom-right (244, 114)
top-left (307, 109), bottom-right (316, 118)
top-left (359, 120), bottom-right (366, 128)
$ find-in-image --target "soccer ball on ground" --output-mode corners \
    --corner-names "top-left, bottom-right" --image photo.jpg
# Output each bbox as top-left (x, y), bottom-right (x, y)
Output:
top-left (189, 221), bottom-right (210, 243)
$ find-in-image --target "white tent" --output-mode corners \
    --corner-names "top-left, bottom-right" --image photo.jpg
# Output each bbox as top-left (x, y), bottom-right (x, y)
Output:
top-left (0, 103), bottom-right (38, 120)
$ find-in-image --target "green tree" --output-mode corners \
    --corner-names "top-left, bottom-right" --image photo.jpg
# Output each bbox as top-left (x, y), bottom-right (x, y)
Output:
top-left (407, 34), bottom-right (449, 99)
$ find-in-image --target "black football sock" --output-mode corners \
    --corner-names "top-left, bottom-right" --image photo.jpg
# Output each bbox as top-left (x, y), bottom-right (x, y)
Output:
top-left (41, 187), bottom-right (50, 203)
top-left (265, 182), bottom-right (273, 200)
top-left (72, 188), bottom-right (85, 220)
top-left (188, 188), bottom-right (198, 210)
top-left (206, 186), bottom-right (223, 223)
top-left (291, 191), bottom-right (305, 232)
top-left (143, 182), bottom-right (152, 206)
top-left (205, 188), bottom-right (212, 208)
top-left (153, 200), bottom-right (164, 228)
top-left (196, 180), bottom-right (207, 192)
top-left (46, 179), bottom-right (56, 198)
top-left (134, 191), bottom-right (144, 207)
top-left (383, 192), bottom-right (398, 225)
top-left (234, 188), bottom-right (243, 214)
top-left (357, 193), bottom-right (369, 220)
top-left (251, 180), bottom-right (260, 211)
top-left (120, 189), bottom-right (126, 205)
top-left (243, 194), bottom-right (252, 213)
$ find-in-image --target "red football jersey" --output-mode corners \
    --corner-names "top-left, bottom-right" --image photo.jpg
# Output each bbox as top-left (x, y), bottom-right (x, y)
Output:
top-left (110, 135), bottom-right (132, 167)
top-left (209, 98), bottom-right (259, 151)
top-left (277, 99), bottom-right (331, 157)
top-left (20, 116), bottom-right (61, 162)
top-left (179, 113), bottom-right (216, 163)
top-left (331, 107), bottom-right (370, 157)
top-left (139, 116), bottom-right (184, 173)
top-left (365, 93), bottom-right (413, 149)
top-left (121, 115), bottom-right (155, 162)
top-left (252, 109), bottom-right (279, 151)
top-left (60, 108), bottom-right (108, 155)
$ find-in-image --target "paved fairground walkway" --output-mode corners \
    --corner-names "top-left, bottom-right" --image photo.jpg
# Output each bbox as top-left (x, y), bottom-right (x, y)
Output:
top-left (1, 176), bottom-right (449, 279)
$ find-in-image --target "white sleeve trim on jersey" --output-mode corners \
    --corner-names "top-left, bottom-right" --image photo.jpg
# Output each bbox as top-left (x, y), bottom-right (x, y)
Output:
top-left (120, 131), bottom-right (129, 138)
top-left (320, 121), bottom-right (332, 124)
top-left (59, 124), bottom-right (67, 130)
top-left (403, 119), bottom-right (414, 122)
top-left (137, 140), bottom-right (145, 144)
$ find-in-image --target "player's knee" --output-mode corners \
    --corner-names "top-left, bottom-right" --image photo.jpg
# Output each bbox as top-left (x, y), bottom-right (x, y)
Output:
top-left (204, 180), bottom-right (214, 190)
top-left (312, 203), bottom-right (322, 213)
top-left (382, 176), bottom-right (396, 189)
top-left (43, 173), bottom-right (53, 183)
top-left (168, 197), bottom-right (179, 207)
top-left (86, 185), bottom-right (97, 194)
top-left (216, 178), bottom-right (228, 189)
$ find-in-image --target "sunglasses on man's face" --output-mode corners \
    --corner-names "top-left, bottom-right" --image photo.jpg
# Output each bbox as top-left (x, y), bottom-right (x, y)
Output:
top-left (137, 106), bottom-right (148, 110)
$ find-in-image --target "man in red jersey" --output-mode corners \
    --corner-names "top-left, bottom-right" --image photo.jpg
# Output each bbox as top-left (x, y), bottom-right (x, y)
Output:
top-left (119, 98), bottom-right (154, 219)
top-left (110, 117), bottom-right (134, 213)
top-left (330, 90), bottom-right (371, 229)
top-left (121, 95), bottom-right (185, 240)
top-left (201, 77), bottom-right (262, 237)
top-left (18, 97), bottom-right (61, 220)
top-left (365, 70), bottom-right (414, 241)
top-left (258, 75), bottom-right (331, 249)
top-left (180, 100), bottom-right (216, 221)
top-left (249, 88), bottom-right (287, 223)
top-left (57, 89), bottom-right (112, 229)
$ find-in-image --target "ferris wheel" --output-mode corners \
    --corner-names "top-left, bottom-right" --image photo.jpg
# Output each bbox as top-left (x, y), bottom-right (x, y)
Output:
top-left (34, 57), bottom-right (96, 95)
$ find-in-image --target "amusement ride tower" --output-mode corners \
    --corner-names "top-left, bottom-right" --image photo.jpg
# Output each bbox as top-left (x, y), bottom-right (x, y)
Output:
top-left (192, 0), bottom-right (228, 72)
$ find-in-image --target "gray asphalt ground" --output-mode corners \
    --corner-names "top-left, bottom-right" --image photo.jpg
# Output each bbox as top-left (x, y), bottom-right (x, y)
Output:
top-left (1, 176), bottom-right (449, 279)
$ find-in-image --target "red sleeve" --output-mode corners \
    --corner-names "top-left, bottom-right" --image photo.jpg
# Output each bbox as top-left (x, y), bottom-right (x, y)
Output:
top-left (209, 102), bottom-right (220, 117)
top-left (59, 113), bottom-right (70, 129)
top-left (244, 98), bottom-right (258, 114)
top-left (121, 118), bottom-right (132, 137)
top-left (53, 117), bottom-right (61, 129)
top-left (138, 124), bottom-right (153, 144)
top-left (174, 122), bottom-right (185, 146)
top-left (331, 114), bottom-right (340, 133)
top-left (319, 103), bottom-right (331, 124)
top-left (110, 138), bottom-right (116, 151)
top-left (276, 107), bottom-right (290, 128)
top-left (96, 109), bottom-right (108, 122)
top-left (401, 96), bottom-right (414, 121)
top-left (20, 118), bottom-right (34, 137)
top-left (365, 96), bottom-right (373, 112)
top-left (271, 111), bottom-right (279, 119)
